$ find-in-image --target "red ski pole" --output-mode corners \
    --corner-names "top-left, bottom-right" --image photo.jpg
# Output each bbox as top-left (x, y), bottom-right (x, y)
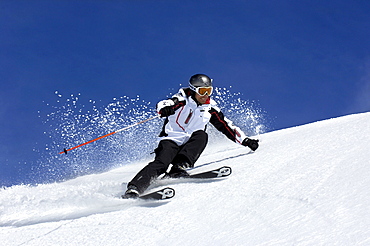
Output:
top-left (59, 115), bottom-right (159, 154)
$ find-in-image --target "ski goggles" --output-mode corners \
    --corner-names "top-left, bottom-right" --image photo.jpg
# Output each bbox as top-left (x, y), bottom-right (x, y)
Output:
top-left (193, 86), bottom-right (213, 96)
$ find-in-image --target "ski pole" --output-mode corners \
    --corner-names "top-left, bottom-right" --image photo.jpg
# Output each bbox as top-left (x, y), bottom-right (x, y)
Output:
top-left (59, 115), bottom-right (160, 154)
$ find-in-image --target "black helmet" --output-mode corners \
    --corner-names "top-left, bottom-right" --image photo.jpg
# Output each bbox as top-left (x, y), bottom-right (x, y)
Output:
top-left (189, 74), bottom-right (213, 89)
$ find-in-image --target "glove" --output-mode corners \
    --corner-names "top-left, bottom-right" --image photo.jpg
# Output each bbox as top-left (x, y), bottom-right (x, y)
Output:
top-left (157, 99), bottom-right (175, 117)
top-left (159, 106), bottom-right (175, 117)
top-left (242, 138), bottom-right (259, 151)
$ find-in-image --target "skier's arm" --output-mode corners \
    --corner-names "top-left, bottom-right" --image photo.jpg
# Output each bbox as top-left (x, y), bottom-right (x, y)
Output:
top-left (209, 107), bottom-right (246, 144)
top-left (156, 95), bottom-right (185, 117)
top-left (209, 107), bottom-right (259, 151)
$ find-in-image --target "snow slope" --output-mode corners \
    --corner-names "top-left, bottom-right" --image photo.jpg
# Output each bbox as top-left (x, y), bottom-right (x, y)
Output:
top-left (1, 112), bottom-right (369, 245)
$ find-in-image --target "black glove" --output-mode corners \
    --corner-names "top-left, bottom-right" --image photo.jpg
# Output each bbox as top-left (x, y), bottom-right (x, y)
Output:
top-left (159, 106), bottom-right (175, 117)
top-left (242, 138), bottom-right (259, 151)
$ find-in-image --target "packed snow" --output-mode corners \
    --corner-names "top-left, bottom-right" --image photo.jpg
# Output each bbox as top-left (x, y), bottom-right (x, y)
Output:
top-left (1, 112), bottom-right (369, 245)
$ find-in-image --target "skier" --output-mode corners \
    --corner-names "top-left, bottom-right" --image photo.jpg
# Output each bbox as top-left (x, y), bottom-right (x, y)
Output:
top-left (123, 74), bottom-right (259, 198)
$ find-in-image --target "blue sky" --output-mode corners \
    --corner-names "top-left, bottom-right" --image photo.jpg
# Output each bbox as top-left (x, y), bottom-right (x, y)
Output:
top-left (1, 0), bottom-right (369, 187)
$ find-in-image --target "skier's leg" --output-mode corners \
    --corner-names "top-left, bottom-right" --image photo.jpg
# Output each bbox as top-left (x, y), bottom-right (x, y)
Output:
top-left (167, 130), bottom-right (208, 178)
top-left (127, 140), bottom-right (179, 194)
top-left (174, 130), bottom-right (208, 167)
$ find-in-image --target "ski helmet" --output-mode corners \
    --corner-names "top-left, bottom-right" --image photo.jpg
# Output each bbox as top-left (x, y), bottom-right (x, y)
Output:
top-left (189, 74), bottom-right (213, 91)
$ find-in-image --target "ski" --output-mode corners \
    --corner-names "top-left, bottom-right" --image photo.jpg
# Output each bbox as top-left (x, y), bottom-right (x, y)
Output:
top-left (139, 187), bottom-right (175, 200)
top-left (123, 167), bottom-right (230, 200)
top-left (188, 166), bottom-right (232, 179)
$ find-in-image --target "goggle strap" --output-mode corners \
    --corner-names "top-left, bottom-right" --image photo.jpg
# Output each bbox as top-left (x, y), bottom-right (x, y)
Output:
top-left (189, 84), bottom-right (197, 92)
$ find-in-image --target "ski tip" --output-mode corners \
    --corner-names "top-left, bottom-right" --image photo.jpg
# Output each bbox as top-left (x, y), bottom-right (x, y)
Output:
top-left (211, 166), bottom-right (232, 178)
top-left (223, 166), bottom-right (232, 173)
top-left (159, 187), bottom-right (175, 199)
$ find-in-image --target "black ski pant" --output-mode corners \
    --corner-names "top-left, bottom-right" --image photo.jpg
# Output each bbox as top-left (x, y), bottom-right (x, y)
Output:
top-left (128, 130), bottom-right (208, 193)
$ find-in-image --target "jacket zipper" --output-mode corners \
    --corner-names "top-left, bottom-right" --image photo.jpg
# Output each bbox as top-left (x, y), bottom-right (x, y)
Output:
top-left (184, 109), bottom-right (193, 124)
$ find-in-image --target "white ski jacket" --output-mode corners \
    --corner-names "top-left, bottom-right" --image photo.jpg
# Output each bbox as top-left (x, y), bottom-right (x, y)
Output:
top-left (157, 88), bottom-right (247, 146)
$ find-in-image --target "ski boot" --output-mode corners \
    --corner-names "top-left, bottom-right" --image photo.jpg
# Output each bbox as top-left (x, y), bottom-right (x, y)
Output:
top-left (122, 185), bottom-right (140, 199)
top-left (165, 162), bottom-right (190, 178)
